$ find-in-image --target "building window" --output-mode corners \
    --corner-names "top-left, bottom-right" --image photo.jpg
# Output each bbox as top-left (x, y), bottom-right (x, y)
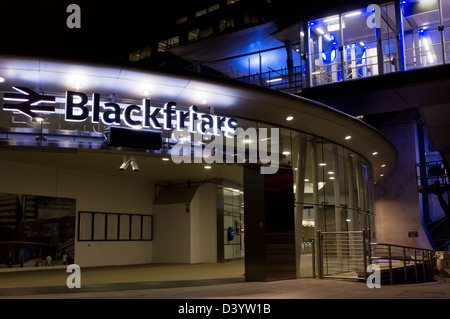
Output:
top-left (157, 36), bottom-right (179, 53)
top-left (158, 40), bottom-right (168, 53)
top-left (222, 181), bottom-right (244, 261)
top-left (196, 8), bottom-right (207, 17)
top-left (199, 25), bottom-right (214, 39)
top-left (129, 46), bottom-right (151, 62)
top-left (402, 0), bottom-right (443, 70)
top-left (307, 2), bottom-right (403, 87)
top-left (379, 2), bottom-right (399, 74)
top-left (442, 0), bottom-right (450, 63)
top-left (176, 16), bottom-right (188, 24)
top-left (341, 9), bottom-right (379, 80)
top-left (220, 17), bottom-right (235, 32)
top-left (208, 4), bottom-right (220, 13)
top-left (169, 35), bottom-right (179, 47)
top-left (308, 15), bottom-right (343, 85)
top-left (188, 28), bottom-right (200, 42)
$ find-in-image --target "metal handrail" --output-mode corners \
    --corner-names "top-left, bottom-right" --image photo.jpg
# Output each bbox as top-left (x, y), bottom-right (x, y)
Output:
top-left (370, 242), bottom-right (435, 284)
top-left (317, 230), bottom-right (371, 280)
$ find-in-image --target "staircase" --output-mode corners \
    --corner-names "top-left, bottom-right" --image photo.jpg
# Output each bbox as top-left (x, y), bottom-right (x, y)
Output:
top-left (367, 243), bottom-right (435, 285)
top-left (416, 160), bottom-right (450, 251)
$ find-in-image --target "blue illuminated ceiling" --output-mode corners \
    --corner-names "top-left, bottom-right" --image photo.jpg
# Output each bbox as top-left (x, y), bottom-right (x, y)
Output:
top-left (167, 22), bottom-right (298, 78)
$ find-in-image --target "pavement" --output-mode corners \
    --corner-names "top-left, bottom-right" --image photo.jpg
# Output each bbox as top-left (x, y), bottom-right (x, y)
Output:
top-left (0, 261), bottom-right (448, 299)
top-left (0, 261), bottom-right (449, 317)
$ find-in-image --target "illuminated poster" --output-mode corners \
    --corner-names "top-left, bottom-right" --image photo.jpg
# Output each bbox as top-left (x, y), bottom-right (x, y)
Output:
top-left (0, 193), bottom-right (76, 269)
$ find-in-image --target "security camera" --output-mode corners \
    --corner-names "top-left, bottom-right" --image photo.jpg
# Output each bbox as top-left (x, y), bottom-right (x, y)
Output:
top-left (119, 162), bottom-right (129, 171)
top-left (119, 156), bottom-right (130, 171)
top-left (130, 157), bottom-right (139, 172)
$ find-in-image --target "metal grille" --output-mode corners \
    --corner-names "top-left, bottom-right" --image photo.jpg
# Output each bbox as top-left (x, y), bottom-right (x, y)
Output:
top-left (317, 230), bottom-right (370, 279)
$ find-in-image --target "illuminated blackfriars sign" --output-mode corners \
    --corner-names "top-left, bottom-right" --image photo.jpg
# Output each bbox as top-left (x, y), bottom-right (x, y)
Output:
top-left (66, 91), bottom-right (238, 137)
top-left (3, 87), bottom-right (281, 174)
top-left (2, 87), bottom-right (238, 137)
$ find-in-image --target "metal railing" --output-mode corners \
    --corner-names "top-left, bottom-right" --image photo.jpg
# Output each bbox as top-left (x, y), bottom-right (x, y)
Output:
top-left (316, 230), bottom-right (370, 280)
top-left (316, 231), bottom-right (436, 284)
top-left (370, 243), bottom-right (435, 285)
top-left (234, 66), bottom-right (304, 94)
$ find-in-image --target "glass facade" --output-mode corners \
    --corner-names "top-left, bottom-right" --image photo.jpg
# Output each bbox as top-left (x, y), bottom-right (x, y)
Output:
top-left (290, 134), bottom-right (374, 277)
top-left (307, 0), bottom-right (450, 87)
top-left (210, 118), bottom-right (375, 271)
top-left (223, 180), bottom-right (244, 260)
top-left (232, 120), bottom-right (375, 277)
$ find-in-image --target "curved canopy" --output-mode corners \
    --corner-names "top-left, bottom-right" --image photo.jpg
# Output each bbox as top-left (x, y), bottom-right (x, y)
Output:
top-left (0, 55), bottom-right (397, 181)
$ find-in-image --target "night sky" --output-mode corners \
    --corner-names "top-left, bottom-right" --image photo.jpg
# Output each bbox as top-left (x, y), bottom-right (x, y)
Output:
top-left (0, 0), bottom-right (360, 61)
top-left (1, 1), bottom-right (190, 60)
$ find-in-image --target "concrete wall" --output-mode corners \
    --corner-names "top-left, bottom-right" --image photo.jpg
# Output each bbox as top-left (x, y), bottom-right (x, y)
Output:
top-left (0, 160), bottom-right (154, 267)
top-left (190, 183), bottom-right (217, 263)
top-left (152, 182), bottom-right (217, 263)
top-left (374, 122), bottom-right (433, 249)
top-left (152, 203), bottom-right (191, 263)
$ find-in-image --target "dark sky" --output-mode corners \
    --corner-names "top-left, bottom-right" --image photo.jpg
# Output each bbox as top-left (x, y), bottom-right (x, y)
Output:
top-left (1, 1), bottom-right (190, 60)
top-left (0, 0), bottom-right (360, 62)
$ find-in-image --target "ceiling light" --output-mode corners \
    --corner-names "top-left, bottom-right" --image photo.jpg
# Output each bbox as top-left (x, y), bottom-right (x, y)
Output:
top-left (372, 152), bottom-right (378, 156)
top-left (0, 76), bottom-right (5, 83)
top-left (319, 163), bottom-right (327, 166)
top-left (323, 16), bottom-right (339, 23)
top-left (33, 115), bottom-right (45, 123)
top-left (381, 164), bottom-right (386, 168)
top-left (72, 80), bottom-right (83, 91)
top-left (282, 151), bottom-right (291, 155)
top-left (328, 171), bottom-right (334, 175)
top-left (162, 157), bottom-right (170, 161)
top-left (329, 176), bottom-right (335, 180)
top-left (345, 135), bottom-right (352, 140)
top-left (345, 11), bottom-right (362, 18)
top-left (327, 23), bottom-right (341, 32)
top-left (142, 89), bottom-right (151, 96)
top-left (243, 139), bottom-right (252, 144)
top-left (200, 98), bottom-right (209, 104)
top-left (204, 165), bottom-right (212, 169)
top-left (286, 116), bottom-right (294, 121)
top-left (316, 27), bottom-right (325, 35)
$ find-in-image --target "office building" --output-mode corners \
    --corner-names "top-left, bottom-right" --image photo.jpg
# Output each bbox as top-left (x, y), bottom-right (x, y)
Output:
top-left (0, 0), bottom-right (446, 282)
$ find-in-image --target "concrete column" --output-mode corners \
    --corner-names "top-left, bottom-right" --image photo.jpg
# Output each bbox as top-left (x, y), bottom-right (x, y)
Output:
top-left (285, 40), bottom-right (295, 86)
top-left (395, 1), bottom-right (407, 71)
top-left (311, 139), bottom-right (320, 275)
top-left (294, 136), bottom-right (307, 278)
top-left (346, 154), bottom-right (357, 232)
top-left (353, 155), bottom-right (362, 230)
top-left (332, 146), bottom-right (343, 268)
